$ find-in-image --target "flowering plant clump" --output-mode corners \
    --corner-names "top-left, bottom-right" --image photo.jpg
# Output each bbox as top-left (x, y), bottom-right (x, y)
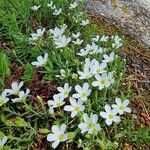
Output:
top-left (0, 0), bottom-right (137, 149)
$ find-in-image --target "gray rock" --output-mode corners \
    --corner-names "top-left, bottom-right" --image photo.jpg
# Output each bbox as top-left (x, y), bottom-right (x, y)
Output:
top-left (84, 0), bottom-right (150, 49)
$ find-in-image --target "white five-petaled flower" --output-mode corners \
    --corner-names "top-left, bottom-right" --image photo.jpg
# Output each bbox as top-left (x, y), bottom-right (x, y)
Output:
top-left (92, 62), bottom-right (107, 75)
top-left (77, 48), bottom-right (89, 57)
top-left (86, 42), bottom-right (103, 54)
top-left (47, 124), bottom-right (67, 149)
top-left (53, 8), bottom-right (62, 16)
top-left (47, 1), bottom-right (56, 10)
top-left (112, 98), bottom-right (131, 115)
top-left (32, 53), bottom-right (48, 67)
top-left (92, 73), bottom-right (111, 90)
top-left (72, 38), bottom-right (83, 45)
top-left (0, 91), bottom-right (9, 106)
top-left (69, 2), bottom-right (78, 9)
top-left (102, 52), bottom-right (115, 63)
top-left (112, 35), bottom-right (123, 48)
top-left (31, 5), bottom-right (41, 11)
top-left (5, 81), bottom-right (24, 96)
top-left (49, 106), bottom-right (54, 115)
top-left (78, 113), bottom-right (101, 134)
top-left (100, 35), bottom-right (109, 42)
top-left (72, 32), bottom-right (81, 39)
top-left (55, 69), bottom-right (69, 79)
top-left (54, 35), bottom-right (71, 49)
top-left (34, 28), bottom-right (45, 38)
top-left (100, 104), bottom-right (121, 126)
top-left (78, 66), bottom-right (93, 80)
top-left (11, 89), bottom-right (30, 103)
top-left (92, 35), bottom-right (100, 42)
top-left (48, 94), bottom-right (65, 108)
top-left (29, 28), bottom-right (45, 45)
top-left (57, 83), bottom-right (72, 98)
top-left (64, 98), bottom-right (85, 118)
top-left (108, 72), bottom-right (115, 84)
top-left (84, 58), bottom-right (97, 69)
top-left (80, 19), bottom-right (90, 26)
top-left (73, 83), bottom-right (91, 102)
top-left (49, 25), bottom-right (67, 38)
top-left (0, 136), bottom-right (8, 147)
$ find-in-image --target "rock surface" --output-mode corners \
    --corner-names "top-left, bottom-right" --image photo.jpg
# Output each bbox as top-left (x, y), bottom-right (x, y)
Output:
top-left (85, 0), bottom-right (150, 49)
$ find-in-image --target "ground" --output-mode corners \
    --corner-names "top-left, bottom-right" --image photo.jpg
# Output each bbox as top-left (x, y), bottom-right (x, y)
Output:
top-left (90, 12), bottom-right (150, 149)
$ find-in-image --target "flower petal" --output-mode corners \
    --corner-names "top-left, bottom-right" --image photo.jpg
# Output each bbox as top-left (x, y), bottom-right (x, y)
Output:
top-left (47, 134), bottom-right (57, 142)
top-left (52, 125), bottom-right (59, 133)
top-left (52, 140), bottom-right (60, 149)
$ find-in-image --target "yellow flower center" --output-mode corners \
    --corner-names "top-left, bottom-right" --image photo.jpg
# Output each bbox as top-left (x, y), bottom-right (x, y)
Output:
top-left (81, 92), bottom-right (87, 97)
top-left (56, 101), bottom-right (61, 107)
top-left (64, 91), bottom-right (68, 97)
top-left (108, 114), bottom-right (113, 119)
top-left (119, 106), bottom-right (124, 110)
top-left (58, 134), bottom-right (64, 141)
top-left (85, 75), bottom-right (89, 79)
top-left (74, 106), bottom-right (80, 112)
top-left (100, 80), bottom-right (105, 84)
top-left (96, 69), bottom-right (100, 74)
top-left (88, 122), bottom-right (95, 128)
top-left (14, 89), bottom-right (19, 95)
top-left (0, 99), bottom-right (4, 105)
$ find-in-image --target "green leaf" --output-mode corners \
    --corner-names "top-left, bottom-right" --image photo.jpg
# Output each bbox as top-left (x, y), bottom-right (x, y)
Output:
top-left (15, 117), bottom-right (28, 127)
top-left (38, 128), bottom-right (50, 134)
top-left (0, 52), bottom-right (10, 79)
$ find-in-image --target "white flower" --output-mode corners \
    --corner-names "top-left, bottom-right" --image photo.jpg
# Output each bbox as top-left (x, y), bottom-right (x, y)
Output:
top-left (49, 25), bottom-right (67, 38)
top-left (86, 42), bottom-right (103, 54)
top-left (57, 83), bottom-right (72, 98)
top-left (0, 91), bottom-right (9, 106)
top-left (29, 33), bottom-right (39, 45)
top-left (54, 35), bottom-right (71, 49)
top-left (5, 81), bottom-right (24, 96)
top-left (11, 89), bottom-right (30, 103)
top-left (112, 35), bottom-right (123, 48)
top-left (108, 72), bottom-right (115, 84)
top-left (47, 1), bottom-right (56, 10)
top-left (29, 28), bottom-right (45, 45)
top-left (0, 136), bottom-right (8, 147)
top-left (92, 62), bottom-right (107, 75)
top-left (92, 35), bottom-right (100, 42)
top-left (72, 32), bottom-right (80, 39)
top-left (102, 52), bottom-right (115, 63)
top-left (100, 104), bottom-right (121, 126)
top-left (64, 98), bottom-right (85, 118)
top-left (78, 66), bottom-right (93, 79)
top-left (36, 28), bottom-right (45, 37)
top-left (72, 38), bottom-right (83, 45)
top-left (69, 2), bottom-right (78, 9)
top-left (47, 124), bottom-right (67, 149)
top-left (49, 106), bottom-right (54, 115)
top-left (48, 94), bottom-right (65, 108)
top-left (78, 113), bottom-right (101, 134)
top-left (84, 58), bottom-right (97, 69)
top-left (112, 98), bottom-right (131, 115)
top-left (92, 73), bottom-right (111, 90)
top-left (80, 19), bottom-right (90, 26)
top-left (100, 35), bottom-right (109, 42)
top-left (55, 69), bottom-right (67, 79)
top-left (32, 53), bottom-right (48, 67)
top-left (53, 8), bottom-right (62, 16)
top-left (77, 48), bottom-right (89, 57)
top-left (73, 83), bottom-right (91, 101)
top-left (31, 5), bottom-right (41, 11)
